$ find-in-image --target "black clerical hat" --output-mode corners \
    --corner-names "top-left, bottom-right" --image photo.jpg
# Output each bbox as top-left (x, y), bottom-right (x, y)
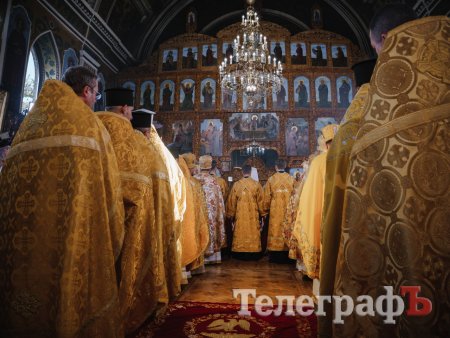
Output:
top-left (131, 109), bottom-right (155, 128)
top-left (104, 88), bottom-right (134, 107)
top-left (351, 59), bottom-right (376, 87)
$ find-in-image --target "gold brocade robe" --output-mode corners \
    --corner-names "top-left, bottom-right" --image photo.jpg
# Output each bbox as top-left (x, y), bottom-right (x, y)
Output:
top-left (294, 152), bottom-right (327, 279)
top-left (214, 175), bottom-right (229, 203)
top-left (0, 80), bottom-right (125, 337)
top-left (283, 178), bottom-right (304, 259)
top-left (226, 177), bottom-right (265, 252)
top-left (130, 130), bottom-right (169, 312)
top-left (333, 16), bottom-right (450, 337)
top-left (187, 175), bottom-right (210, 270)
top-left (263, 172), bottom-right (295, 251)
top-left (145, 127), bottom-right (185, 301)
top-left (97, 112), bottom-right (157, 334)
top-left (177, 157), bottom-right (201, 266)
top-left (318, 84), bottom-right (370, 336)
top-left (194, 172), bottom-right (226, 255)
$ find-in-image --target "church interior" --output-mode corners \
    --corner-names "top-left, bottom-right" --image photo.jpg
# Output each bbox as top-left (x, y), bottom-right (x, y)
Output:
top-left (0, 0), bottom-right (449, 337)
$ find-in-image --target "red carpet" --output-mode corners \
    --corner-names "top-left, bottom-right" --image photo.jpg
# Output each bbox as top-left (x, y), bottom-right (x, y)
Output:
top-left (133, 301), bottom-right (317, 337)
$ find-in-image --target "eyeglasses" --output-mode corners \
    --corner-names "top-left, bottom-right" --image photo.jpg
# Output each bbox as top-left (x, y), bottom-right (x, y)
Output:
top-left (88, 85), bottom-right (102, 100)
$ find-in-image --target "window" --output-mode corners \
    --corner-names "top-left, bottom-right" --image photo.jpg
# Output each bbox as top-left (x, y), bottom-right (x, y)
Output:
top-left (22, 49), bottom-right (39, 114)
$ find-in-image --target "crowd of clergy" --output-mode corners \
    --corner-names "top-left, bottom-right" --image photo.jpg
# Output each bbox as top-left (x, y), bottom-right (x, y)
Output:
top-left (0, 4), bottom-right (448, 337)
top-left (0, 60), bottom-right (343, 337)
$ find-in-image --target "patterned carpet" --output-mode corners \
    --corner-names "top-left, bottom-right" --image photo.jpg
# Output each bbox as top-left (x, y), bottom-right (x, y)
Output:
top-left (133, 301), bottom-right (317, 338)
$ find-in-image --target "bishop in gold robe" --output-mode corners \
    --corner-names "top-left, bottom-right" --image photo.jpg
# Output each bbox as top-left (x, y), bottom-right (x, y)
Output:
top-left (0, 70), bottom-right (124, 337)
top-left (226, 164), bottom-right (265, 259)
top-left (333, 12), bottom-right (450, 337)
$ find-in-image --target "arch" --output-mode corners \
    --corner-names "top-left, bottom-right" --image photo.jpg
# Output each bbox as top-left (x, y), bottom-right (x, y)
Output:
top-left (324, 0), bottom-right (372, 56)
top-left (200, 10), bottom-right (309, 36)
top-left (31, 30), bottom-right (61, 86)
top-left (137, 1), bottom-right (371, 60)
top-left (138, 0), bottom-right (193, 59)
top-left (21, 48), bottom-right (39, 114)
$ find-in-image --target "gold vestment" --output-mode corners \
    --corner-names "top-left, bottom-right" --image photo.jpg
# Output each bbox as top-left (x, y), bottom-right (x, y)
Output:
top-left (294, 152), bottom-right (327, 279)
top-left (97, 112), bottom-right (157, 334)
top-left (318, 84), bottom-right (370, 336)
top-left (177, 156), bottom-right (201, 266)
top-left (187, 174), bottom-right (210, 270)
top-left (144, 127), bottom-right (185, 301)
top-left (0, 80), bottom-right (124, 337)
top-left (194, 172), bottom-right (226, 256)
top-left (263, 172), bottom-right (295, 251)
top-left (283, 179), bottom-right (304, 259)
top-left (214, 175), bottom-right (229, 203)
top-left (226, 177), bottom-right (264, 252)
top-left (333, 16), bottom-right (450, 337)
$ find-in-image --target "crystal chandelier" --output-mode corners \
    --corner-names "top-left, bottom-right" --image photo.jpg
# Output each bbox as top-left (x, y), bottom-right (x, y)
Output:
top-left (219, 0), bottom-right (283, 109)
top-left (245, 139), bottom-right (265, 156)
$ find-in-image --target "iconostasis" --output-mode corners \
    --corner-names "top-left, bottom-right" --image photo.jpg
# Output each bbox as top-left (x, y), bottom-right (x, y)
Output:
top-left (115, 19), bottom-right (367, 179)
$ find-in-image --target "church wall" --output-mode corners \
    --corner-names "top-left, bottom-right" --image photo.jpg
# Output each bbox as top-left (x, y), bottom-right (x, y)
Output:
top-left (114, 20), bottom-right (368, 178)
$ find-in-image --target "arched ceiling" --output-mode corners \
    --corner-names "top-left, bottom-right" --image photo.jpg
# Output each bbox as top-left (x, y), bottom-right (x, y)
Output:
top-left (45, 0), bottom-right (449, 72)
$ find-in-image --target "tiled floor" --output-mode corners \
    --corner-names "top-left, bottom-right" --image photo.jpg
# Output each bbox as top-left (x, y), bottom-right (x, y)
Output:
top-left (178, 254), bottom-right (313, 305)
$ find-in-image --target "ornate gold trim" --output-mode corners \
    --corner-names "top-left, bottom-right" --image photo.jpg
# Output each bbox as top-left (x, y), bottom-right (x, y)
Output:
top-left (351, 103), bottom-right (450, 157)
top-left (7, 135), bottom-right (101, 160)
top-left (96, 111), bottom-right (131, 123)
top-left (120, 171), bottom-right (151, 185)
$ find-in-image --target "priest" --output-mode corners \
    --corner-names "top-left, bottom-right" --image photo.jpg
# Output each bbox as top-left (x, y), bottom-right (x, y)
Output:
top-left (226, 164), bottom-right (265, 260)
top-left (97, 89), bottom-right (157, 334)
top-left (131, 109), bottom-right (186, 302)
top-left (195, 155), bottom-right (225, 264)
top-left (0, 66), bottom-right (125, 337)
